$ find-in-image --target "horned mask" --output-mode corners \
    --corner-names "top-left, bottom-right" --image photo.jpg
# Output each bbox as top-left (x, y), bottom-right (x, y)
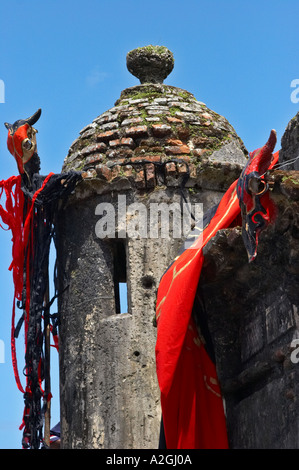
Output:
top-left (236, 129), bottom-right (277, 262)
top-left (4, 109), bottom-right (42, 175)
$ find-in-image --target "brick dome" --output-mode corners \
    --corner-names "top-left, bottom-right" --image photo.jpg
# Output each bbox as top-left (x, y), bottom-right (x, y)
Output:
top-left (63, 46), bottom-right (247, 190)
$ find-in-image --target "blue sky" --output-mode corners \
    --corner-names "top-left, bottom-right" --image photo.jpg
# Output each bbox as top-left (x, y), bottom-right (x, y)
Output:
top-left (0, 0), bottom-right (299, 449)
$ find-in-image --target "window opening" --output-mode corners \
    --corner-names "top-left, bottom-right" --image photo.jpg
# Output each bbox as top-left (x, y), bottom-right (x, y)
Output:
top-left (113, 240), bottom-right (128, 314)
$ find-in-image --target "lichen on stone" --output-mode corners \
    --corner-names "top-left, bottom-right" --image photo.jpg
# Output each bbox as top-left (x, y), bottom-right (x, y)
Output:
top-left (126, 46), bottom-right (174, 84)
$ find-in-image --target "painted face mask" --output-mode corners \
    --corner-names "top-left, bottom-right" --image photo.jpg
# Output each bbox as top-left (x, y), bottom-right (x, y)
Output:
top-left (236, 129), bottom-right (278, 262)
top-left (4, 109), bottom-right (41, 175)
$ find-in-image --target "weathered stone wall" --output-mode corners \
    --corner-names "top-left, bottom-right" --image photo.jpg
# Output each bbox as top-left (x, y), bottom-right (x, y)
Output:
top-left (57, 178), bottom-right (237, 448)
top-left (200, 171), bottom-right (299, 449)
top-left (279, 112), bottom-right (299, 170)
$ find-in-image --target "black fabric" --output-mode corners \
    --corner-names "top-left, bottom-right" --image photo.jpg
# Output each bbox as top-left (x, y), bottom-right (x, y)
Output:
top-left (50, 422), bottom-right (61, 437)
top-left (19, 170), bottom-right (82, 449)
top-left (158, 417), bottom-right (166, 449)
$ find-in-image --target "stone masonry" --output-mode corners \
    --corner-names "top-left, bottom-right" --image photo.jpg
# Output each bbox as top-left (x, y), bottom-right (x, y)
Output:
top-left (57, 46), bottom-right (248, 449)
top-left (56, 46), bottom-right (299, 450)
top-left (279, 111), bottom-right (299, 170)
top-left (200, 169), bottom-right (299, 448)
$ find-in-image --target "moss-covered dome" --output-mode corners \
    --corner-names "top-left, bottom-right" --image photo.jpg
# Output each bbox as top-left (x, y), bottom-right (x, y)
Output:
top-left (63, 46), bottom-right (247, 190)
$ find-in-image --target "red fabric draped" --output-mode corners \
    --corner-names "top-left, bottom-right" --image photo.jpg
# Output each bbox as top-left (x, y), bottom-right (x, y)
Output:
top-left (155, 179), bottom-right (239, 449)
top-left (155, 150), bottom-right (279, 449)
top-left (0, 173), bottom-right (54, 399)
top-left (0, 176), bottom-right (26, 393)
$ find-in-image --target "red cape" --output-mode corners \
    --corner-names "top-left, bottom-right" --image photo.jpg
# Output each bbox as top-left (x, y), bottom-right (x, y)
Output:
top-left (155, 150), bottom-right (279, 449)
top-left (155, 179), bottom-right (239, 449)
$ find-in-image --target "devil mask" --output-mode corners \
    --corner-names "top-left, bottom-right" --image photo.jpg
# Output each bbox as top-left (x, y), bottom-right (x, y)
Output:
top-left (236, 129), bottom-right (278, 262)
top-left (4, 109), bottom-right (42, 175)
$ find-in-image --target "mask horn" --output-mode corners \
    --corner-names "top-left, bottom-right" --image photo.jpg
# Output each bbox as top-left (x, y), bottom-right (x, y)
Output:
top-left (4, 122), bottom-right (12, 130)
top-left (26, 108), bottom-right (42, 126)
top-left (256, 129), bottom-right (277, 175)
top-left (265, 129), bottom-right (277, 154)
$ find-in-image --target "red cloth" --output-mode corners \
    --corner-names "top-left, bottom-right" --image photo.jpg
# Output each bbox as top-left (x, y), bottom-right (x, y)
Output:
top-left (0, 175), bottom-right (26, 393)
top-left (155, 149), bottom-right (280, 449)
top-left (0, 173), bottom-right (54, 394)
top-left (155, 179), bottom-right (240, 449)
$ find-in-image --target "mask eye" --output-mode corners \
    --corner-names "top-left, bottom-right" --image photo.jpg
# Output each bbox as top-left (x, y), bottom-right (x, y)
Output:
top-left (255, 179), bottom-right (268, 196)
top-left (248, 176), bottom-right (268, 196)
top-left (23, 139), bottom-right (33, 151)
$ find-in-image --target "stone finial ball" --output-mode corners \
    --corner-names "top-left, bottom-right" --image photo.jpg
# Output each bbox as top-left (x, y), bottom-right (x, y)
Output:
top-left (126, 45), bottom-right (174, 84)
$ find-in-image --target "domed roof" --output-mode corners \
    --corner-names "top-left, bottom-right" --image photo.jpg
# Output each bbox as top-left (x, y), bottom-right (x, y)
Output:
top-left (63, 46), bottom-right (247, 190)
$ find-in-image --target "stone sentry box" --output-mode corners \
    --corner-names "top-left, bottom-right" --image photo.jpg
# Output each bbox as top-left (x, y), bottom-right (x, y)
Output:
top-left (57, 189), bottom-right (184, 448)
top-left (55, 46), bottom-right (298, 449)
top-left (56, 46), bottom-right (247, 449)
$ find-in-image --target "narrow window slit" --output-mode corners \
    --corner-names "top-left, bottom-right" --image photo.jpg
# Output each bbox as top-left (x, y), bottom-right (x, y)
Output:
top-left (113, 240), bottom-right (128, 314)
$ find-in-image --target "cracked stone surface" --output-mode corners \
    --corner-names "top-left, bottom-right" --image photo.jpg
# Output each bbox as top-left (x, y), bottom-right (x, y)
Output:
top-left (199, 171), bottom-right (299, 449)
top-left (279, 111), bottom-right (299, 170)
